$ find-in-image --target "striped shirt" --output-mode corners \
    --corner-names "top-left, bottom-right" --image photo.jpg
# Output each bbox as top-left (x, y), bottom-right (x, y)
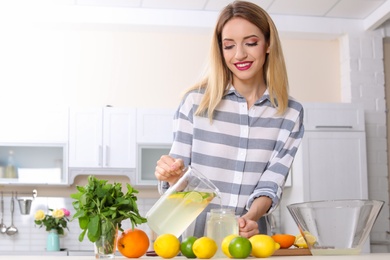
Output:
top-left (167, 86), bottom-right (304, 237)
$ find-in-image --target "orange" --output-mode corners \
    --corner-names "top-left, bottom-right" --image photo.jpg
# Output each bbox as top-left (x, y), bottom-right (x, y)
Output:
top-left (117, 228), bottom-right (150, 258)
top-left (271, 234), bottom-right (296, 249)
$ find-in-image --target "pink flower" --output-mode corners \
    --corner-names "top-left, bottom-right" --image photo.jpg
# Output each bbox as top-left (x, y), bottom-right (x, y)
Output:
top-left (61, 208), bottom-right (70, 217)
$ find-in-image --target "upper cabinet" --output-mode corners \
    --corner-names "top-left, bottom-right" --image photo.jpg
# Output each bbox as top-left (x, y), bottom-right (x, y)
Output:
top-left (68, 107), bottom-right (137, 183)
top-left (135, 108), bottom-right (175, 186)
top-left (136, 108), bottom-right (175, 144)
top-left (0, 107), bottom-right (68, 143)
top-left (68, 107), bottom-right (137, 168)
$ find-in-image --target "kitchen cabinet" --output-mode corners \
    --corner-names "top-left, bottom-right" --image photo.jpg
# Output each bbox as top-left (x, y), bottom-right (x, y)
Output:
top-left (0, 143), bottom-right (68, 185)
top-left (136, 108), bottom-right (175, 186)
top-left (0, 107), bottom-right (68, 143)
top-left (136, 108), bottom-right (175, 144)
top-left (68, 107), bottom-right (136, 183)
top-left (280, 103), bottom-right (368, 238)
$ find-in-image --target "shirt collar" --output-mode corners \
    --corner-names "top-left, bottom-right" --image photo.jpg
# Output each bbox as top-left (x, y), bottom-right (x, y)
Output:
top-left (225, 85), bottom-right (273, 105)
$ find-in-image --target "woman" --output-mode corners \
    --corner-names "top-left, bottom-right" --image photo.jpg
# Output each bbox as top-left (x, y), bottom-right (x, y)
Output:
top-left (155, 0), bottom-right (304, 238)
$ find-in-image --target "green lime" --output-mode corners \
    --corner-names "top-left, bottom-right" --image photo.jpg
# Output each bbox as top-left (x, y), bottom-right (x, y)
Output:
top-left (184, 191), bottom-right (203, 203)
top-left (228, 236), bottom-right (252, 259)
top-left (180, 236), bottom-right (197, 258)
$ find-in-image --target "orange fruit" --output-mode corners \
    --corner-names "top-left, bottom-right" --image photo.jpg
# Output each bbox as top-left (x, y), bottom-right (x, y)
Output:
top-left (117, 228), bottom-right (150, 258)
top-left (271, 234), bottom-right (296, 249)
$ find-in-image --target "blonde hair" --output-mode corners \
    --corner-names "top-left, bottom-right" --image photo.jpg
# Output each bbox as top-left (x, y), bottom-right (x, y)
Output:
top-left (186, 0), bottom-right (289, 121)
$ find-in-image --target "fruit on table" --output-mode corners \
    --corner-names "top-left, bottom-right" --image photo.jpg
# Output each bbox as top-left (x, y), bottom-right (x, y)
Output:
top-left (294, 232), bottom-right (317, 248)
top-left (154, 234), bottom-right (180, 259)
top-left (117, 228), bottom-right (149, 258)
top-left (249, 234), bottom-right (280, 258)
top-left (271, 233), bottom-right (296, 249)
top-left (222, 234), bottom-right (239, 258)
top-left (228, 236), bottom-right (252, 259)
top-left (180, 236), bottom-right (198, 258)
top-left (192, 236), bottom-right (218, 259)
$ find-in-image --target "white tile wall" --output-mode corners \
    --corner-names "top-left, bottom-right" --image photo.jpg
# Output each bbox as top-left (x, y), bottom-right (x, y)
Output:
top-left (0, 194), bottom-right (284, 254)
top-left (340, 27), bottom-right (390, 252)
top-left (0, 196), bottom-right (158, 253)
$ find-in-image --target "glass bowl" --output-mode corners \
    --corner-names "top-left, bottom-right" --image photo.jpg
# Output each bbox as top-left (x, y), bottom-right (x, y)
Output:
top-left (287, 199), bottom-right (384, 255)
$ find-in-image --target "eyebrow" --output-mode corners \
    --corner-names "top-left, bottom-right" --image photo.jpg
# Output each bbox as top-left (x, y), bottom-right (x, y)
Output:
top-left (222, 34), bottom-right (259, 41)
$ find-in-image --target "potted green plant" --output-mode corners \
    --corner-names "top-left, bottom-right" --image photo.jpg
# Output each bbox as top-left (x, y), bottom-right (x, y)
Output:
top-left (71, 175), bottom-right (147, 258)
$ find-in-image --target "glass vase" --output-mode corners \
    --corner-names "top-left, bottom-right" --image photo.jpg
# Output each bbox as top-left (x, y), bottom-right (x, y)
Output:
top-left (46, 229), bottom-right (60, 251)
top-left (94, 220), bottom-right (118, 259)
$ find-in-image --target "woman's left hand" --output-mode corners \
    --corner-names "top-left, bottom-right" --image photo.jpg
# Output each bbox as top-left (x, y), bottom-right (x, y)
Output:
top-left (237, 217), bottom-right (259, 238)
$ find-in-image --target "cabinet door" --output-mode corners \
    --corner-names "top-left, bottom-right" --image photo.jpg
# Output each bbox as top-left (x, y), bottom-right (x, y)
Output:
top-left (68, 107), bottom-right (103, 167)
top-left (136, 108), bottom-right (175, 144)
top-left (302, 131), bottom-right (368, 201)
top-left (0, 107), bottom-right (68, 143)
top-left (280, 131), bottom-right (368, 236)
top-left (103, 107), bottom-right (136, 168)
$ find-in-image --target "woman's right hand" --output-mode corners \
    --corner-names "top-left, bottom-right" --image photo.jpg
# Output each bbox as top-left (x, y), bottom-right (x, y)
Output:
top-left (155, 155), bottom-right (185, 185)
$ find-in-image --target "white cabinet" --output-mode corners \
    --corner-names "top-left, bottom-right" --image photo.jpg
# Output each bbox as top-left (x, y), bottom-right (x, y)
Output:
top-left (68, 107), bottom-right (136, 183)
top-left (136, 108), bottom-right (175, 185)
top-left (0, 107), bottom-right (68, 143)
top-left (280, 103), bottom-right (368, 236)
top-left (136, 108), bottom-right (175, 144)
top-left (0, 144), bottom-right (68, 185)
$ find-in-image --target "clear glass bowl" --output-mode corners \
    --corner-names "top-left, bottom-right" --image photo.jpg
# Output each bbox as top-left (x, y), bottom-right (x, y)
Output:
top-left (287, 199), bottom-right (384, 255)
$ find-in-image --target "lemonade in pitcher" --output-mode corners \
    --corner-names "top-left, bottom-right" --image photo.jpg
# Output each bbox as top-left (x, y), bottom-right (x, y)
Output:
top-left (146, 167), bottom-right (219, 237)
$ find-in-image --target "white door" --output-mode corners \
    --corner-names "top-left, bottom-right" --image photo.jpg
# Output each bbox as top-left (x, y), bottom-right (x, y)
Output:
top-left (68, 107), bottom-right (103, 167)
top-left (302, 131), bottom-right (368, 201)
top-left (103, 107), bottom-right (136, 168)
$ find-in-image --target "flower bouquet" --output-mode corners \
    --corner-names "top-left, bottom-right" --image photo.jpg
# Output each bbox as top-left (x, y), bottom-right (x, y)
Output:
top-left (34, 208), bottom-right (71, 235)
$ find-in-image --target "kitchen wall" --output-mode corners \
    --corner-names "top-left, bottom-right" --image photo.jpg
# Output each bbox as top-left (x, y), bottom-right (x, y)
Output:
top-left (0, 22), bottom-right (340, 110)
top-left (0, 194), bottom-right (158, 253)
top-left (0, 12), bottom-right (389, 253)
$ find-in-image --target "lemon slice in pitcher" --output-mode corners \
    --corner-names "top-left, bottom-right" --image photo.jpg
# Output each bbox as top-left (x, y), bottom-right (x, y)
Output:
top-left (184, 191), bottom-right (203, 204)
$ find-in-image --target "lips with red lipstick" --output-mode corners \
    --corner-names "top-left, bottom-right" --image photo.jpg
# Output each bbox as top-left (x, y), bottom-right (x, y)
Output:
top-left (235, 62), bottom-right (253, 71)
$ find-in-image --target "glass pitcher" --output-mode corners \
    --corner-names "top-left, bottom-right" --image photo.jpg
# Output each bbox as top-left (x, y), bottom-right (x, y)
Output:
top-left (146, 166), bottom-right (220, 237)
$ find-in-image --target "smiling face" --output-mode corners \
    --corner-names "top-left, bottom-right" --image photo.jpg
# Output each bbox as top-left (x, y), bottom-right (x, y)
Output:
top-left (221, 17), bottom-right (269, 86)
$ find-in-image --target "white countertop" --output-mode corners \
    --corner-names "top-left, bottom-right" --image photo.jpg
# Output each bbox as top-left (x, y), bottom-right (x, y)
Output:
top-left (0, 254), bottom-right (389, 260)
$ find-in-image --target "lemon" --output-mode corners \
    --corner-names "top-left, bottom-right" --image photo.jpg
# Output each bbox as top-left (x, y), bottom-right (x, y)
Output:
top-left (222, 234), bottom-right (239, 258)
top-left (154, 234), bottom-right (180, 259)
top-left (249, 234), bottom-right (279, 258)
top-left (192, 237), bottom-right (218, 259)
top-left (294, 233), bottom-right (316, 248)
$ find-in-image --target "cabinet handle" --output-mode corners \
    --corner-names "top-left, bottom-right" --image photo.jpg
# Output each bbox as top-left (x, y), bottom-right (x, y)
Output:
top-left (99, 146), bottom-right (103, 166)
top-left (105, 145), bottom-right (109, 167)
top-left (315, 125), bottom-right (353, 129)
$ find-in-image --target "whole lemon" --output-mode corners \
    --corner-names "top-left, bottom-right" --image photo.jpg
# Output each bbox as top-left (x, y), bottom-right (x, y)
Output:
top-left (154, 234), bottom-right (180, 259)
top-left (222, 234), bottom-right (239, 258)
top-left (228, 236), bottom-right (252, 259)
top-left (249, 234), bottom-right (279, 258)
top-left (192, 237), bottom-right (218, 259)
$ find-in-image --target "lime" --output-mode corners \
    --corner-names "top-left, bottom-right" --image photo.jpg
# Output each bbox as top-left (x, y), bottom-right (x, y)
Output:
top-left (184, 191), bottom-right (203, 203)
top-left (180, 236), bottom-right (197, 258)
top-left (249, 234), bottom-right (279, 258)
top-left (154, 234), bottom-right (180, 259)
top-left (222, 234), bottom-right (239, 258)
top-left (228, 236), bottom-right (252, 259)
top-left (192, 237), bottom-right (218, 259)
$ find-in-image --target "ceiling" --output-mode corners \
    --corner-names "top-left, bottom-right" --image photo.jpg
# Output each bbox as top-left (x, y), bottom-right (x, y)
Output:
top-left (2, 0), bottom-right (390, 36)
top-left (75, 0), bottom-right (387, 20)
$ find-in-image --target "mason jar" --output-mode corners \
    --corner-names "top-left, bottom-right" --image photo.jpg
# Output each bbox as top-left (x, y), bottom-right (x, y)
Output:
top-left (206, 208), bottom-right (239, 257)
